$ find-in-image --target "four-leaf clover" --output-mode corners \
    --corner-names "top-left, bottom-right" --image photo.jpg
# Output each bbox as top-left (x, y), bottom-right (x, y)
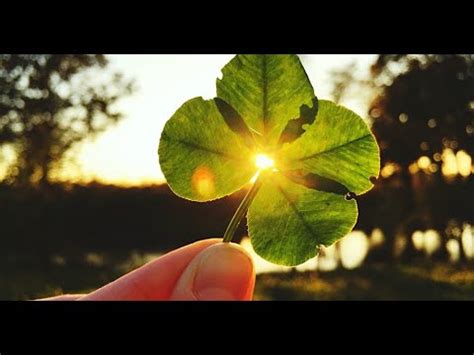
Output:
top-left (158, 54), bottom-right (380, 266)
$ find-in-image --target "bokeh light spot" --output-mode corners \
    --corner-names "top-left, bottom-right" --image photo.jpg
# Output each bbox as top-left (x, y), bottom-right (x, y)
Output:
top-left (192, 166), bottom-right (215, 198)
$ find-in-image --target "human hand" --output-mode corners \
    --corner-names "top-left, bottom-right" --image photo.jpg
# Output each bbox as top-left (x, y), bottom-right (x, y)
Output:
top-left (38, 239), bottom-right (255, 301)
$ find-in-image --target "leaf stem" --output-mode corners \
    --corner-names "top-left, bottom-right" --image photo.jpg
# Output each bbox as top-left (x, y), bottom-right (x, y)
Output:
top-left (222, 172), bottom-right (263, 243)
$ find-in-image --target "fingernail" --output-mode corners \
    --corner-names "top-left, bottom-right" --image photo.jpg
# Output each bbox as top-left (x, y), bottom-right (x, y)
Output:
top-left (192, 243), bottom-right (254, 300)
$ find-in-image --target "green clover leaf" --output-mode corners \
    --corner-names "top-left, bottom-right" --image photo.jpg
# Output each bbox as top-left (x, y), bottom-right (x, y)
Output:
top-left (158, 54), bottom-right (380, 266)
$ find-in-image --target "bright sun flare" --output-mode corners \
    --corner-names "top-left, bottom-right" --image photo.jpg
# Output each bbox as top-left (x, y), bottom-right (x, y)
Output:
top-left (255, 154), bottom-right (275, 170)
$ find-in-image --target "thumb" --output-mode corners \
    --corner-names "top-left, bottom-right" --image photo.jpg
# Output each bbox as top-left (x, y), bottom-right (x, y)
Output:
top-left (171, 242), bottom-right (255, 300)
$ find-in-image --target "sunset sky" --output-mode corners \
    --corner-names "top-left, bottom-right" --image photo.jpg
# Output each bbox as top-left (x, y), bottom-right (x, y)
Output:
top-left (60, 55), bottom-right (377, 185)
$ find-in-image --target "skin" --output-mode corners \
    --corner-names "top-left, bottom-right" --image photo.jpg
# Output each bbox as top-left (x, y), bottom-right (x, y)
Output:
top-left (37, 239), bottom-right (255, 301)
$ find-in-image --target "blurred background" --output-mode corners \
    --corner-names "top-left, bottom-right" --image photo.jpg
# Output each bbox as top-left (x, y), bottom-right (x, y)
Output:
top-left (0, 54), bottom-right (473, 300)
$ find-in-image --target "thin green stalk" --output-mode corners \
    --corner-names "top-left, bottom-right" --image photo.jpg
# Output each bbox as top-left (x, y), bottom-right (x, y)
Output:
top-left (222, 172), bottom-right (263, 243)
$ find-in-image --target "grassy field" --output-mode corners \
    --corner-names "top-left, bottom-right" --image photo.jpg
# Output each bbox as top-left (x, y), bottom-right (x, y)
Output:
top-left (2, 254), bottom-right (474, 300)
top-left (255, 262), bottom-right (474, 300)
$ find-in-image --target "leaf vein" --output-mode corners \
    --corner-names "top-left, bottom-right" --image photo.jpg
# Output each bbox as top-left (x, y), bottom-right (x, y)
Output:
top-left (297, 134), bottom-right (371, 162)
top-left (277, 183), bottom-right (316, 239)
top-left (162, 133), bottom-right (246, 162)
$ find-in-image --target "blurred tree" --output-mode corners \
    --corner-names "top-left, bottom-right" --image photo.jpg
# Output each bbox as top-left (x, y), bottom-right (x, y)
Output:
top-left (0, 55), bottom-right (133, 186)
top-left (370, 55), bottom-right (474, 170)
top-left (368, 55), bottom-right (474, 261)
top-left (330, 61), bottom-right (358, 104)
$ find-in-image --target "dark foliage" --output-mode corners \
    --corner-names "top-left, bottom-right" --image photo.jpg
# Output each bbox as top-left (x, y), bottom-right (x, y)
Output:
top-left (0, 183), bottom-right (245, 259)
top-left (371, 55), bottom-right (474, 168)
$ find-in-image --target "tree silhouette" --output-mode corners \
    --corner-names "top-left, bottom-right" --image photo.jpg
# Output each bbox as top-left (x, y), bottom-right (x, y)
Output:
top-left (368, 55), bottom-right (474, 261)
top-left (370, 54), bottom-right (474, 169)
top-left (330, 61), bottom-right (358, 104)
top-left (0, 55), bottom-right (133, 186)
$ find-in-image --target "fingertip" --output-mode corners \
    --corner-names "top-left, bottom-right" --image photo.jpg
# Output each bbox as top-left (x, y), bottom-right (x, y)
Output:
top-left (171, 242), bottom-right (255, 300)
